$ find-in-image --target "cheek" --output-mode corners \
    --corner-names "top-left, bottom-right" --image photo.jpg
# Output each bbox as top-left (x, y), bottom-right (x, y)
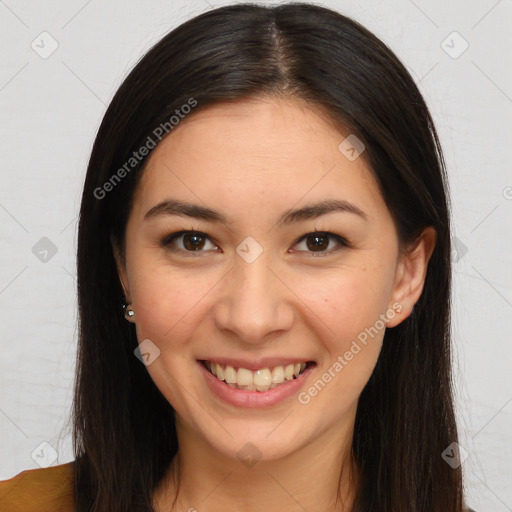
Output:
top-left (300, 261), bottom-right (394, 387)
top-left (290, 264), bottom-right (392, 421)
top-left (304, 260), bottom-right (394, 338)
top-left (132, 267), bottom-right (211, 344)
top-left (127, 263), bottom-right (215, 410)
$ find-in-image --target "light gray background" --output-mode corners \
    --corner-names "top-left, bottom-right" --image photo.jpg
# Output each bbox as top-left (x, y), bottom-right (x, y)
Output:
top-left (0, 0), bottom-right (511, 509)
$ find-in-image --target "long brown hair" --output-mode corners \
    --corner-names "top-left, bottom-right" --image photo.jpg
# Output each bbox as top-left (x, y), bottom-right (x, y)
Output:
top-left (73, 3), bottom-right (463, 510)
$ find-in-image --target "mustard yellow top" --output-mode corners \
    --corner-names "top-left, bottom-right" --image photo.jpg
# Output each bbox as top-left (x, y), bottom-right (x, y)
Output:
top-left (0, 462), bottom-right (74, 512)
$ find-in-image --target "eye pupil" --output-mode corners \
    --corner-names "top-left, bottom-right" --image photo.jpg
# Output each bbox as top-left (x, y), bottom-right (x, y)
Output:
top-left (307, 234), bottom-right (329, 251)
top-left (183, 233), bottom-right (205, 251)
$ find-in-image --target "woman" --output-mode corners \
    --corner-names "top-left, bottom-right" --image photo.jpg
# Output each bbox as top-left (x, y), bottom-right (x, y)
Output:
top-left (0, 2), bottom-right (475, 511)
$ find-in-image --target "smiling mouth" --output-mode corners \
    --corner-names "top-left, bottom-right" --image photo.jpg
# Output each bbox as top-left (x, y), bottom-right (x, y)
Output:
top-left (200, 360), bottom-right (315, 392)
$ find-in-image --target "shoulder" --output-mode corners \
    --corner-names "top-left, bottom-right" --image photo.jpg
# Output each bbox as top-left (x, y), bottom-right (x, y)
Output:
top-left (0, 462), bottom-right (74, 512)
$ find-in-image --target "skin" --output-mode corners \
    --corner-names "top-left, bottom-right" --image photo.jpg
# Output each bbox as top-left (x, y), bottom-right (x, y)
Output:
top-left (114, 96), bottom-right (436, 511)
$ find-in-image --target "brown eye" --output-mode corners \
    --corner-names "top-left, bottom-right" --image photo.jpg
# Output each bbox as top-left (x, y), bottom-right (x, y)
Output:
top-left (306, 233), bottom-right (329, 251)
top-left (182, 232), bottom-right (207, 251)
top-left (292, 232), bottom-right (348, 256)
top-left (161, 231), bottom-right (219, 254)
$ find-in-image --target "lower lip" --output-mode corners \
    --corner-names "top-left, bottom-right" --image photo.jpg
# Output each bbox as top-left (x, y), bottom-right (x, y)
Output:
top-left (197, 360), bottom-right (316, 408)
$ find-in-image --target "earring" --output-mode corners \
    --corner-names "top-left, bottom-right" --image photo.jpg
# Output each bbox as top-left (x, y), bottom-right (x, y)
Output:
top-left (123, 303), bottom-right (135, 321)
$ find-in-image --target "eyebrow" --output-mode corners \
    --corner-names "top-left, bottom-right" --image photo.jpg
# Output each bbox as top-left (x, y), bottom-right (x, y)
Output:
top-left (144, 198), bottom-right (368, 225)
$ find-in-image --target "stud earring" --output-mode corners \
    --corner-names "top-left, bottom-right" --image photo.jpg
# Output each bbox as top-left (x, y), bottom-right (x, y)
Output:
top-left (123, 303), bottom-right (135, 321)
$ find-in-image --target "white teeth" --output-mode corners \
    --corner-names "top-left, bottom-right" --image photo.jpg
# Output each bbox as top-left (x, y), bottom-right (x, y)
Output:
top-left (204, 360), bottom-right (310, 391)
top-left (237, 368), bottom-right (253, 386)
top-left (284, 364), bottom-right (294, 380)
top-left (215, 363), bottom-right (225, 381)
top-left (271, 366), bottom-right (285, 384)
top-left (253, 368), bottom-right (272, 387)
top-left (224, 365), bottom-right (237, 383)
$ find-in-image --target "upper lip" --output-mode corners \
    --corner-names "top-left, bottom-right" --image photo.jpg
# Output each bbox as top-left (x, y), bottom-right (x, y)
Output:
top-left (199, 357), bottom-right (314, 371)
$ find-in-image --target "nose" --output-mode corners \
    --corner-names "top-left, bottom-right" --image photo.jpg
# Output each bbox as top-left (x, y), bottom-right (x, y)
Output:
top-left (212, 248), bottom-right (294, 345)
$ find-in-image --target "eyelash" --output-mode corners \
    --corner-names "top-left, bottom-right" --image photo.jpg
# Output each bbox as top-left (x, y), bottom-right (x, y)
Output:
top-left (159, 227), bottom-right (351, 257)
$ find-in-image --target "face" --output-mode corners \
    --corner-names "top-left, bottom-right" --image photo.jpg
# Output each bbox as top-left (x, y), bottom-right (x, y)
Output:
top-left (115, 96), bottom-right (434, 463)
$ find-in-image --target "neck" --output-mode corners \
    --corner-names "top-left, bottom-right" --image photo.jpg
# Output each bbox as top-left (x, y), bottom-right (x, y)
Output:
top-left (154, 419), bottom-right (359, 512)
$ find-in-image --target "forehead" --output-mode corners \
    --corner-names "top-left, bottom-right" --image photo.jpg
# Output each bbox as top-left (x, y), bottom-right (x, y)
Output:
top-left (131, 97), bottom-right (385, 223)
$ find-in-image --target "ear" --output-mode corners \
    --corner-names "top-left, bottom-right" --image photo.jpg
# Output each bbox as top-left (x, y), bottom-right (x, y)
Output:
top-left (386, 226), bottom-right (437, 327)
top-left (111, 234), bottom-right (131, 303)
